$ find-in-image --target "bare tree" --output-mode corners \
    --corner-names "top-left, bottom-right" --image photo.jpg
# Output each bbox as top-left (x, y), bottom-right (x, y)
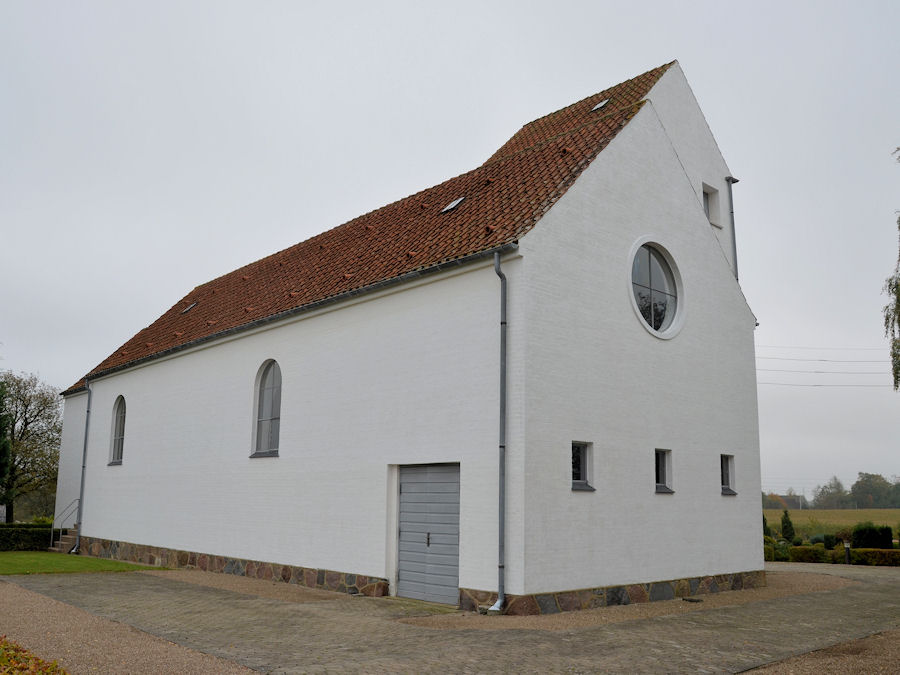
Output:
top-left (884, 149), bottom-right (900, 390)
top-left (0, 371), bottom-right (62, 522)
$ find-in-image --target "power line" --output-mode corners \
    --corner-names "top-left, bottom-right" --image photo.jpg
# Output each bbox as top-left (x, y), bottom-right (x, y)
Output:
top-left (757, 382), bottom-right (892, 388)
top-left (757, 356), bottom-right (888, 363)
top-left (757, 368), bottom-right (886, 375)
top-left (757, 344), bottom-right (884, 351)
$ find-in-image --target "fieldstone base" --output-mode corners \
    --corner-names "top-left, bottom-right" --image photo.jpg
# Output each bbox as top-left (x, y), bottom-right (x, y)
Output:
top-left (460, 570), bottom-right (766, 615)
top-left (78, 536), bottom-right (389, 597)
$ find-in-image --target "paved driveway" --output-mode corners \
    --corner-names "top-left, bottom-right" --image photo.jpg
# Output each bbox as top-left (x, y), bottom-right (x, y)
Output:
top-left (7, 563), bottom-right (900, 673)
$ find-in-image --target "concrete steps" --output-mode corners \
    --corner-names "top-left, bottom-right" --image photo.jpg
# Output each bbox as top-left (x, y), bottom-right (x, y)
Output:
top-left (49, 526), bottom-right (78, 553)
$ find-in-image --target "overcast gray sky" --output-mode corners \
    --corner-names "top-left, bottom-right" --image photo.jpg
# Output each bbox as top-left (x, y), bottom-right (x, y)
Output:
top-left (2, 1), bottom-right (898, 498)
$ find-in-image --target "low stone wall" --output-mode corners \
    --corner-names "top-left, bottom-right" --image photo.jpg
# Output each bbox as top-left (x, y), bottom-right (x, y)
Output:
top-left (79, 536), bottom-right (390, 597)
top-left (460, 570), bottom-right (766, 615)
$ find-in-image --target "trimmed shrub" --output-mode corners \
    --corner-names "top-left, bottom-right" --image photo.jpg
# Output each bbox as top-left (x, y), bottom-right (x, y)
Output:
top-left (772, 540), bottom-right (791, 561)
top-left (792, 536), bottom-right (803, 546)
top-left (788, 546), bottom-right (827, 563)
top-left (823, 534), bottom-right (837, 549)
top-left (851, 522), bottom-right (893, 549)
top-left (0, 526), bottom-right (55, 551)
top-left (848, 548), bottom-right (900, 566)
top-left (764, 545), bottom-right (774, 562)
top-left (781, 510), bottom-right (795, 542)
top-left (809, 534), bottom-right (824, 545)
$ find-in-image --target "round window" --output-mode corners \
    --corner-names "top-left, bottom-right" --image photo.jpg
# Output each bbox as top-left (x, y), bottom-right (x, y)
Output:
top-left (631, 244), bottom-right (678, 332)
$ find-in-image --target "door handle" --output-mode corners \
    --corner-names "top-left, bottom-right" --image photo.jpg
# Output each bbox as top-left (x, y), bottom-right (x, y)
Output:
top-left (426, 532), bottom-right (431, 547)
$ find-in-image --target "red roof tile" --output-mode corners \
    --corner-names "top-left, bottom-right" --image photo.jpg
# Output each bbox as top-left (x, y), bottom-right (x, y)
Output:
top-left (65, 62), bottom-right (673, 394)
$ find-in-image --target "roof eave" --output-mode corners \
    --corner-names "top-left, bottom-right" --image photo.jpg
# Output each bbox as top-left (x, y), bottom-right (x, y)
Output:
top-left (80, 241), bottom-right (519, 385)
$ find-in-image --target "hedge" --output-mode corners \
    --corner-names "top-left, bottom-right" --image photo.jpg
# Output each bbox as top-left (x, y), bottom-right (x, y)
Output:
top-left (0, 527), bottom-right (62, 551)
top-left (0, 523), bottom-right (53, 529)
top-left (845, 548), bottom-right (900, 566)
top-left (788, 546), bottom-right (827, 563)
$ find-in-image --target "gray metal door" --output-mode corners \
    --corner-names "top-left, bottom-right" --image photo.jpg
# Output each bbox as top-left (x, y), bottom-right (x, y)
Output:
top-left (397, 463), bottom-right (460, 605)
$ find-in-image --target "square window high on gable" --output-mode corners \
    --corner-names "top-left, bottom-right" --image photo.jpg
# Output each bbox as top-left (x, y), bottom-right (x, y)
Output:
top-left (702, 184), bottom-right (721, 228)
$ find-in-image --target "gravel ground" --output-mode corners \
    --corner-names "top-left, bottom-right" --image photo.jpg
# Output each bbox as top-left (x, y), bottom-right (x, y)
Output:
top-left (0, 567), bottom-right (892, 673)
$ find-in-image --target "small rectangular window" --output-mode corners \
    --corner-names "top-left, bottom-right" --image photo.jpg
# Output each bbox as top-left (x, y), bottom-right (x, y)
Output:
top-left (721, 454), bottom-right (736, 495)
top-left (655, 449), bottom-right (673, 493)
top-left (571, 442), bottom-right (595, 491)
top-left (702, 185), bottom-right (721, 228)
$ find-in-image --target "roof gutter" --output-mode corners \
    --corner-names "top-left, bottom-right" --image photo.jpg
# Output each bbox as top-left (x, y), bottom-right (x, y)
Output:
top-left (67, 243), bottom-right (520, 391)
top-left (725, 176), bottom-right (739, 280)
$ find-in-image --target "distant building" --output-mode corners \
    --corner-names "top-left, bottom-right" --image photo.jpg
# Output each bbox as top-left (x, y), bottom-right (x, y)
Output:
top-left (56, 61), bottom-right (763, 613)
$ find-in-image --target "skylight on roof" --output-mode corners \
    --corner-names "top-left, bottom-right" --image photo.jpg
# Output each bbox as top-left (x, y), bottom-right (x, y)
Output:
top-left (441, 197), bottom-right (465, 213)
top-left (591, 98), bottom-right (610, 112)
top-left (181, 302), bottom-right (197, 314)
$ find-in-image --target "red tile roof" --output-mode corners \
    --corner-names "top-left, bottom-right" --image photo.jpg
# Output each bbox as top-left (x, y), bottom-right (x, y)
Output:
top-left (65, 62), bottom-right (673, 395)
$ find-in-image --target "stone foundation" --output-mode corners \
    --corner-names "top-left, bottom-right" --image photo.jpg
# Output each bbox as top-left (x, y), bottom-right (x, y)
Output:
top-left (460, 570), bottom-right (766, 615)
top-left (78, 536), bottom-right (389, 597)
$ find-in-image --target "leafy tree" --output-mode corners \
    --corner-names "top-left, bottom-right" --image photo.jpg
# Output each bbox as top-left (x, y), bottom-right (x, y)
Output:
top-left (850, 472), bottom-right (894, 508)
top-left (811, 476), bottom-right (852, 509)
top-left (0, 383), bottom-right (12, 514)
top-left (780, 509), bottom-right (795, 541)
top-left (885, 148), bottom-right (900, 390)
top-left (0, 371), bottom-right (61, 523)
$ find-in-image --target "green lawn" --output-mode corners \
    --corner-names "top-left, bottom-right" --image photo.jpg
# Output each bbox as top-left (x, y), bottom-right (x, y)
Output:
top-left (0, 552), bottom-right (157, 575)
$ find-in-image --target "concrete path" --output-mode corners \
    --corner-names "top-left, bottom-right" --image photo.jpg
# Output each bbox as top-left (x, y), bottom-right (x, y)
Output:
top-left (7, 563), bottom-right (900, 673)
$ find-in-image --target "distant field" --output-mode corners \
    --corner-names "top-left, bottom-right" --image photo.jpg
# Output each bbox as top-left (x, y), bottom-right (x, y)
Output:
top-left (764, 509), bottom-right (900, 536)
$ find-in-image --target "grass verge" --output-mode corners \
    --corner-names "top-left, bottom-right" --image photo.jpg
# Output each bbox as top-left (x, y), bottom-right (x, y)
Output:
top-left (0, 552), bottom-right (157, 575)
top-left (763, 508), bottom-right (900, 538)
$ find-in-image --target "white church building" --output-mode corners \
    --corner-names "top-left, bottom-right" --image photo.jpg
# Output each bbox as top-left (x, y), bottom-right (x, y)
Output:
top-left (55, 61), bottom-right (763, 614)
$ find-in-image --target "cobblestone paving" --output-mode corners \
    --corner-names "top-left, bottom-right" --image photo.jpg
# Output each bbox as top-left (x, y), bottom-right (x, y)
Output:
top-left (9, 563), bottom-right (900, 673)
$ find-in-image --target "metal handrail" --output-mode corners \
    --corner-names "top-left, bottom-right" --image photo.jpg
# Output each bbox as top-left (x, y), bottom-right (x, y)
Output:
top-left (49, 498), bottom-right (79, 549)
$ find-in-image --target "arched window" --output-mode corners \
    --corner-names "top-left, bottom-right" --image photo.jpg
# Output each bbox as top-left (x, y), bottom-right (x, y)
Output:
top-left (254, 360), bottom-right (281, 456)
top-left (110, 396), bottom-right (126, 464)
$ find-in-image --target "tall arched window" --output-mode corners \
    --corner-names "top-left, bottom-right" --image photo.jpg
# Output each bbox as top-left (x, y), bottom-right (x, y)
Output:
top-left (110, 396), bottom-right (126, 464)
top-left (254, 360), bottom-right (282, 456)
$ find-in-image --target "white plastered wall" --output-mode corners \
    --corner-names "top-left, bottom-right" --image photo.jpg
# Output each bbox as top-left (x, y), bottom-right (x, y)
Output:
top-left (515, 74), bottom-right (761, 594)
top-left (54, 392), bottom-right (88, 528)
top-left (646, 63), bottom-right (738, 276)
top-left (58, 261), bottom-right (514, 593)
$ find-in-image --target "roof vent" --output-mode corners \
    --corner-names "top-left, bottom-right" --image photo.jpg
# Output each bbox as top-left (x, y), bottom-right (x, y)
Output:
top-left (591, 98), bottom-right (610, 112)
top-left (181, 302), bottom-right (197, 314)
top-left (441, 197), bottom-right (465, 213)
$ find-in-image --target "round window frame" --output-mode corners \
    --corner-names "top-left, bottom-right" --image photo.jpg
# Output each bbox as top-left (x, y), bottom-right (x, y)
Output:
top-left (627, 237), bottom-right (685, 340)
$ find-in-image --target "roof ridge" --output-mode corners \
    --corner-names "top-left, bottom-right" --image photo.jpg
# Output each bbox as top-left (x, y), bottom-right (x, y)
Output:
top-left (482, 101), bottom-right (646, 168)
top-left (500, 61), bottom-right (675, 137)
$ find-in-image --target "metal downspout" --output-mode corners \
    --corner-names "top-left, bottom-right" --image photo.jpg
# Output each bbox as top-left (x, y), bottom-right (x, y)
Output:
top-left (72, 380), bottom-right (92, 554)
top-left (725, 176), bottom-right (739, 280)
top-left (490, 252), bottom-right (507, 612)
